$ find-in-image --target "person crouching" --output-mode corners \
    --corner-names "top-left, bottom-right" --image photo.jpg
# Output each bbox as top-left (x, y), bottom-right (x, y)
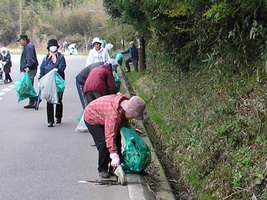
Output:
top-left (84, 95), bottom-right (146, 178)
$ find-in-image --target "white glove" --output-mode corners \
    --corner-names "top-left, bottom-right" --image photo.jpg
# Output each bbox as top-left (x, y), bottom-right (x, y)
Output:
top-left (110, 153), bottom-right (120, 167)
top-left (2, 62), bottom-right (6, 65)
top-left (53, 68), bottom-right (58, 71)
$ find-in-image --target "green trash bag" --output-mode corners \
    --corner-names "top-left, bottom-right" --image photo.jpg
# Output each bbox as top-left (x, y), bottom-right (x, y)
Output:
top-left (115, 52), bottom-right (123, 65)
top-left (121, 127), bottom-right (151, 172)
top-left (54, 71), bottom-right (65, 98)
top-left (113, 71), bottom-right (121, 91)
top-left (15, 72), bottom-right (37, 102)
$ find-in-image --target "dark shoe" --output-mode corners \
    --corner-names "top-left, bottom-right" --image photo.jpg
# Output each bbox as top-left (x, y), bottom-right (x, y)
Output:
top-left (24, 104), bottom-right (35, 109)
top-left (99, 171), bottom-right (110, 178)
top-left (4, 80), bottom-right (7, 84)
top-left (125, 70), bottom-right (130, 73)
top-left (56, 118), bottom-right (61, 124)
top-left (47, 122), bottom-right (54, 127)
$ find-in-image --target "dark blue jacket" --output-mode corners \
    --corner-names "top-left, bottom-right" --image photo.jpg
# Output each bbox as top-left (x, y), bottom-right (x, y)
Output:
top-left (121, 46), bottom-right (139, 58)
top-left (38, 52), bottom-right (66, 80)
top-left (20, 42), bottom-right (38, 72)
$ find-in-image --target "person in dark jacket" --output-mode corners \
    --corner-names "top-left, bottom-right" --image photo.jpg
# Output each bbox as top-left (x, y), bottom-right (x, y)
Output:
top-left (17, 34), bottom-right (39, 109)
top-left (75, 61), bottom-right (104, 109)
top-left (83, 64), bottom-right (116, 106)
top-left (0, 47), bottom-right (12, 84)
top-left (38, 39), bottom-right (66, 127)
top-left (121, 41), bottom-right (139, 73)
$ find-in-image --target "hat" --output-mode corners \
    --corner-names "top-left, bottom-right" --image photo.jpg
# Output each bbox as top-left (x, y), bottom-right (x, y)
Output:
top-left (121, 96), bottom-right (146, 120)
top-left (17, 34), bottom-right (28, 42)
top-left (47, 39), bottom-right (60, 49)
top-left (1, 47), bottom-right (7, 53)
top-left (130, 41), bottom-right (135, 45)
top-left (106, 59), bottom-right (119, 71)
top-left (92, 37), bottom-right (102, 45)
top-left (1, 47), bottom-right (7, 56)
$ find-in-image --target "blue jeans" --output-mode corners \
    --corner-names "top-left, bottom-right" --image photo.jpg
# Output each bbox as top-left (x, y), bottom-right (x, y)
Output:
top-left (75, 80), bottom-right (85, 109)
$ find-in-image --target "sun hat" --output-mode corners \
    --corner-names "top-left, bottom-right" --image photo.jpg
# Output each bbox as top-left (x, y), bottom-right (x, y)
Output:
top-left (92, 37), bottom-right (102, 45)
top-left (47, 39), bottom-right (60, 49)
top-left (130, 41), bottom-right (135, 45)
top-left (121, 96), bottom-right (146, 120)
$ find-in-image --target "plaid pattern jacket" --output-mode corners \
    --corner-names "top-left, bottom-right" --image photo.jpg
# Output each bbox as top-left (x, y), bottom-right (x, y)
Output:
top-left (84, 94), bottom-right (130, 153)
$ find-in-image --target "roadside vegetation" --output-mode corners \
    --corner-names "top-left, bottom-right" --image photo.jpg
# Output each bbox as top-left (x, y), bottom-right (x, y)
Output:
top-left (105, 0), bottom-right (267, 199)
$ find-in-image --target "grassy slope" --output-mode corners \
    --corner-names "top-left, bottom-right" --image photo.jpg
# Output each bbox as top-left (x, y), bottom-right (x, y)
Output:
top-left (123, 54), bottom-right (267, 199)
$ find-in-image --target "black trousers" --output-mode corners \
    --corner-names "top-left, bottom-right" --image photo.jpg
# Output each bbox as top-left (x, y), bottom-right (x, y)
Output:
top-left (4, 72), bottom-right (12, 81)
top-left (125, 57), bottom-right (138, 72)
top-left (85, 122), bottom-right (122, 173)
top-left (47, 93), bottom-right (63, 123)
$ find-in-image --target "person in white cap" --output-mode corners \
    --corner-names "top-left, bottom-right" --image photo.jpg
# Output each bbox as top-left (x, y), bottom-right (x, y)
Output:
top-left (84, 94), bottom-right (146, 178)
top-left (85, 37), bottom-right (109, 66)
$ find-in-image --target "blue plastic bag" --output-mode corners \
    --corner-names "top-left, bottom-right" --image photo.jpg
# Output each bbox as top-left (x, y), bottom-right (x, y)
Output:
top-left (15, 72), bottom-right (37, 102)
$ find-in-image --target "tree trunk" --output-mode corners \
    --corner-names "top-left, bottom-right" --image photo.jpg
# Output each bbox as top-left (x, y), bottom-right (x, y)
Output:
top-left (138, 36), bottom-right (146, 72)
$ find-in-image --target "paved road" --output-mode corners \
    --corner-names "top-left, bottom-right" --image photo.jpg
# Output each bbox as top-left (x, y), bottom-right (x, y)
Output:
top-left (0, 55), bottom-right (131, 200)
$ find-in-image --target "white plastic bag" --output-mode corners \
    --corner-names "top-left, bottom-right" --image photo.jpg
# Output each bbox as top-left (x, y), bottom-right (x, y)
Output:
top-left (75, 114), bottom-right (88, 133)
top-left (39, 70), bottom-right (58, 104)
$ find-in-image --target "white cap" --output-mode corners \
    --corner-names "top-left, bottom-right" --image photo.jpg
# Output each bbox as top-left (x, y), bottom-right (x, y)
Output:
top-left (92, 37), bottom-right (101, 45)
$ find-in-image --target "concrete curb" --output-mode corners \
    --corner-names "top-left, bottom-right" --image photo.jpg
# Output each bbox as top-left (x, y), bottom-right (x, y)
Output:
top-left (117, 66), bottom-right (176, 200)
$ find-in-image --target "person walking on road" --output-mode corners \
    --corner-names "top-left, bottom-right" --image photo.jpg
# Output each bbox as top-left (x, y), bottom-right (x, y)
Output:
top-left (17, 34), bottom-right (39, 109)
top-left (121, 41), bottom-right (139, 73)
top-left (83, 63), bottom-right (117, 106)
top-left (0, 47), bottom-right (12, 84)
top-left (85, 37), bottom-right (109, 66)
top-left (38, 39), bottom-right (66, 127)
top-left (84, 95), bottom-right (146, 178)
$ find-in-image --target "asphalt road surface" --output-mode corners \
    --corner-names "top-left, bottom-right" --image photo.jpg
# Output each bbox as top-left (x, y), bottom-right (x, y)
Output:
top-left (0, 54), bottom-right (131, 200)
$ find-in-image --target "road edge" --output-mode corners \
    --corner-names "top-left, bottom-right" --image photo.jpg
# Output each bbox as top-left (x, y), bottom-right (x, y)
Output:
top-left (117, 66), bottom-right (176, 200)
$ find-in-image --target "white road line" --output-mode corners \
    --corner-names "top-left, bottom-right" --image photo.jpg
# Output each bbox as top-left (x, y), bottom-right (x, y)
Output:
top-left (2, 88), bottom-right (12, 92)
top-left (8, 84), bottom-right (15, 88)
top-left (0, 92), bottom-right (5, 96)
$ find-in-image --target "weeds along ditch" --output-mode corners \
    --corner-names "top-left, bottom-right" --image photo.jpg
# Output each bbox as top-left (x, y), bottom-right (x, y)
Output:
top-left (123, 60), bottom-right (267, 200)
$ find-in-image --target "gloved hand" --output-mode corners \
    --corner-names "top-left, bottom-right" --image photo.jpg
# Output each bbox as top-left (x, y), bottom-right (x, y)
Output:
top-left (2, 62), bottom-right (6, 65)
top-left (110, 153), bottom-right (120, 167)
top-left (53, 68), bottom-right (58, 71)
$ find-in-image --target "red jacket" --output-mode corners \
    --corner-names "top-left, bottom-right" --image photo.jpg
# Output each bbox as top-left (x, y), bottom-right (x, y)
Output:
top-left (83, 64), bottom-right (116, 95)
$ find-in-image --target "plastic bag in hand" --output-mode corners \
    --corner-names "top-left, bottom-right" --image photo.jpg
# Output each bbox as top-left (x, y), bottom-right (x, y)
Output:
top-left (39, 70), bottom-right (58, 104)
top-left (115, 52), bottom-right (123, 65)
top-left (15, 72), bottom-right (37, 102)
